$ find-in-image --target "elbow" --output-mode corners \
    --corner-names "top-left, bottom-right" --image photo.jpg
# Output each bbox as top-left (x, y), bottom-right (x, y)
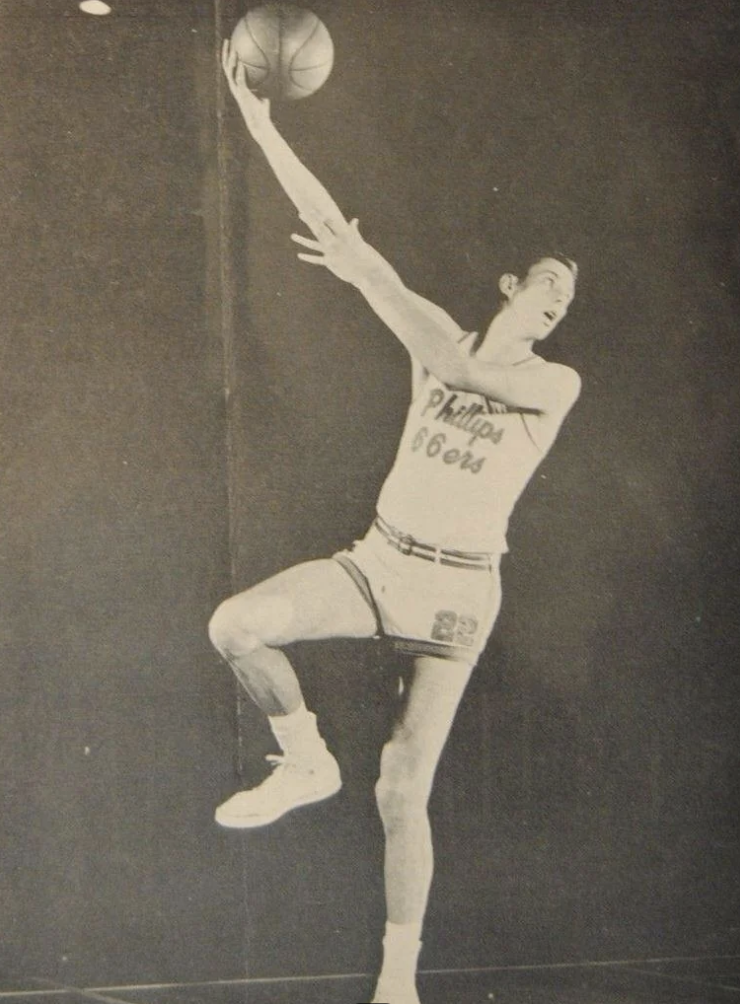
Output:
top-left (559, 367), bottom-right (582, 409)
top-left (445, 355), bottom-right (476, 392)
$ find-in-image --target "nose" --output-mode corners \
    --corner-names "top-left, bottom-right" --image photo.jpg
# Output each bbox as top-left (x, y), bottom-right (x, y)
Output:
top-left (552, 290), bottom-right (572, 312)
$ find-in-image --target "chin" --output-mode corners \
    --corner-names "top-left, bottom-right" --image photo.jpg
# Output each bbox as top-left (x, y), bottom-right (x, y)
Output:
top-left (540, 319), bottom-right (561, 339)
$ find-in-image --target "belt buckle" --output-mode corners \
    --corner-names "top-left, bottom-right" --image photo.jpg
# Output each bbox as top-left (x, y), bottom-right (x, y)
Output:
top-left (397, 533), bottom-right (414, 556)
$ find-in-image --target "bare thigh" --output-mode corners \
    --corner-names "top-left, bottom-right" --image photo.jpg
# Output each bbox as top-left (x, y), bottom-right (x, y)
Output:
top-left (384, 655), bottom-right (476, 792)
top-left (220, 558), bottom-right (378, 647)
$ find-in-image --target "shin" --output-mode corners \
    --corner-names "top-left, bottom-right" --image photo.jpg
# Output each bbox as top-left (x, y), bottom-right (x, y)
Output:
top-left (208, 593), bottom-right (303, 716)
top-left (376, 737), bottom-right (436, 925)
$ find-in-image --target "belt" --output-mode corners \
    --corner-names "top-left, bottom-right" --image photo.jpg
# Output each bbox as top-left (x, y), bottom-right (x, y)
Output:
top-left (373, 516), bottom-right (492, 571)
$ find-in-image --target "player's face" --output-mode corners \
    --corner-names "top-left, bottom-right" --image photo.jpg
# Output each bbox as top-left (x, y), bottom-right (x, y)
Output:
top-left (505, 258), bottom-right (576, 339)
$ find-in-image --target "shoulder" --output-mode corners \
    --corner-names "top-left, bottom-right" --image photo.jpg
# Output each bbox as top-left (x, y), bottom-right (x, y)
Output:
top-left (539, 360), bottom-right (582, 412)
top-left (522, 362), bottom-right (581, 449)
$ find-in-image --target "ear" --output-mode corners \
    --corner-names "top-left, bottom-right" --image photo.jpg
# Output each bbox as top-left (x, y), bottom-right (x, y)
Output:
top-left (498, 273), bottom-right (519, 300)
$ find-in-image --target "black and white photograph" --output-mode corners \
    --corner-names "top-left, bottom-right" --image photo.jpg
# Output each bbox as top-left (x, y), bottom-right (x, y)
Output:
top-left (1, 1), bottom-right (739, 1002)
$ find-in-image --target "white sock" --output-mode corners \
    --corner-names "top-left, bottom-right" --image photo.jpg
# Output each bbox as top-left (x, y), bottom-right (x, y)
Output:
top-left (268, 703), bottom-right (325, 756)
top-left (378, 921), bottom-right (423, 988)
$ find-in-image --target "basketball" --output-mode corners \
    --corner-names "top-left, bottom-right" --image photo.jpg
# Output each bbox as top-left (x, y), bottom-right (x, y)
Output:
top-left (230, 4), bottom-right (334, 101)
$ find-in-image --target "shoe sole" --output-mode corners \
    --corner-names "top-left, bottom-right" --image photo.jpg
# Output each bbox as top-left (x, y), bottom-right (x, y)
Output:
top-left (214, 778), bottom-right (342, 829)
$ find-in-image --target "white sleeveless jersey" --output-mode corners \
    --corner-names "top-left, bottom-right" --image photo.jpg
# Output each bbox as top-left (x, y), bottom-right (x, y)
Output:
top-left (376, 351), bottom-right (552, 553)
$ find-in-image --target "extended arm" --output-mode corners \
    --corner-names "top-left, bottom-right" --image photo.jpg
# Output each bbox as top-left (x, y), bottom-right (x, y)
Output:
top-left (293, 221), bottom-right (581, 415)
top-left (222, 40), bottom-right (346, 236)
top-left (222, 39), bottom-right (472, 358)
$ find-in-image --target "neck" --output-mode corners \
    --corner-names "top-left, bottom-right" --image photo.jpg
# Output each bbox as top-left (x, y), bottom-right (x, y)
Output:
top-left (477, 309), bottom-right (536, 365)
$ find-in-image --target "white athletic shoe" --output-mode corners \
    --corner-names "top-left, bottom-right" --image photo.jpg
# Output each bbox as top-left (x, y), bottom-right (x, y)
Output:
top-left (371, 981), bottom-right (422, 1004)
top-left (215, 749), bottom-right (342, 829)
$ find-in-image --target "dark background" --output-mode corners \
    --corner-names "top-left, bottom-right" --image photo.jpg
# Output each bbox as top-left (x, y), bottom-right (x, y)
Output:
top-left (0, 0), bottom-right (738, 988)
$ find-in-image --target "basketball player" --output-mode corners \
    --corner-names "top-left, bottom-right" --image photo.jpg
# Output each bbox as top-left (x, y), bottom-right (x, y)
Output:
top-left (211, 42), bottom-right (580, 1004)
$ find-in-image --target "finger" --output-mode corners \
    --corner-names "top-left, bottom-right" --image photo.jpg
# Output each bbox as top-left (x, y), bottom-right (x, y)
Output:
top-left (236, 60), bottom-right (247, 88)
top-left (226, 40), bottom-right (237, 72)
top-left (222, 40), bottom-right (235, 77)
top-left (296, 252), bottom-right (326, 264)
top-left (291, 233), bottom-right (323, 249)
top-left (224, 47), bottom-right (239, 88)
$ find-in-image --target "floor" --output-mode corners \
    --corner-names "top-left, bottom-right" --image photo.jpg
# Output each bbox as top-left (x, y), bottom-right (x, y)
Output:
top-left (1, 957), bottom-right (739, 1004)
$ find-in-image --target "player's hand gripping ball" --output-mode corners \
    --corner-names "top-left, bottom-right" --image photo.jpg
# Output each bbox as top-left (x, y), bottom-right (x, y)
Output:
top-left (230, 4), bottom-right (334, 100)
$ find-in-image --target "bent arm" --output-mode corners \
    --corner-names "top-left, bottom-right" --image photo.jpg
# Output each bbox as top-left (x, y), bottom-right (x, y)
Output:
top-left (402, 291), bottom-right (466, 399)
top-left (294, 220), bottom-right (580, 414)
top-left (356, 266), bottom-right (580, 414)
top-left (463, 357), bottom-right (581, 415)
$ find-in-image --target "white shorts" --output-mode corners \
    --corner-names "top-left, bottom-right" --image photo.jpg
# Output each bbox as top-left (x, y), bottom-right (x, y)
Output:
top-left (333, 521), bottom-right (503, 664)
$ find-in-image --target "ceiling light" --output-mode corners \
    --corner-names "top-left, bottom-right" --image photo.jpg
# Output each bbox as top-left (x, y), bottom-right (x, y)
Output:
top-left (79, 1), bottom-right (112, 14)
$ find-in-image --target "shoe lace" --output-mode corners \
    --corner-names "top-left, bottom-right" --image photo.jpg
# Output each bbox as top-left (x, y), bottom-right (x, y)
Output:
top-left (265, 751), bottom-right (320, 775)
top-left (254, 754), bottom-right (294, 789)
top-left (265, 753), bottom-right (302, 773)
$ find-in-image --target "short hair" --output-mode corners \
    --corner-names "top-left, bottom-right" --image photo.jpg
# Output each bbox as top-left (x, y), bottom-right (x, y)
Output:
top-left (527, 252), bottom-right (579, 282)
top-left (493, 251), bottom-right (578, 310)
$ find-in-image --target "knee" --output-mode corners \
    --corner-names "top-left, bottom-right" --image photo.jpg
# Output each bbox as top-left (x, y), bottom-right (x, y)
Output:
top-left (209, 599), bottom-right (248, 657)
top-left (375, 736), bottom-right (431, 830)
top-left (209, 589), bottom-right (295, 656)
top-left (208, 595), bottom-right (264, 659)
